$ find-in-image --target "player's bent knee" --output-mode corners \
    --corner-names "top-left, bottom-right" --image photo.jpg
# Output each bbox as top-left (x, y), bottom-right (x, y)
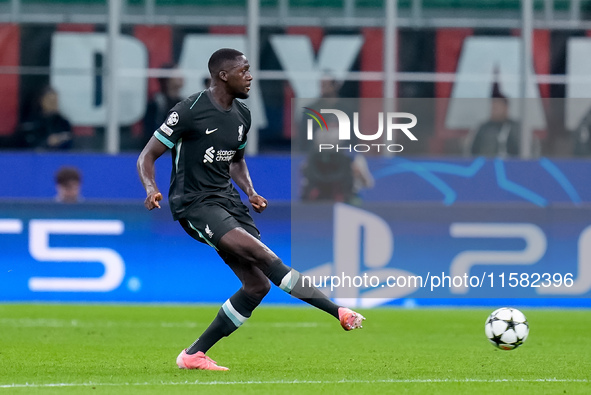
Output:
top-left (244, 278), bottom-right (271, 300)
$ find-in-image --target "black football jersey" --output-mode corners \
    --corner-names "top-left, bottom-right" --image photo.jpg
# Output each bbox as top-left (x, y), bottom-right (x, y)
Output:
top-left (153, 89), bottom-right (251, 220)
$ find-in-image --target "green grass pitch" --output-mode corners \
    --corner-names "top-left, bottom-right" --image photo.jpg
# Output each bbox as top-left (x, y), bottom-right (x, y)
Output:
top-left (0, 304), bottom-right (589, 394)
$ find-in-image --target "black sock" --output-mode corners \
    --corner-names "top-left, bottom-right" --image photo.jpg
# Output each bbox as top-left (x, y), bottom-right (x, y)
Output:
top-left (186, 289), bottom-right (262, 354)
top-left (262, 259), bottom-right (340, 319)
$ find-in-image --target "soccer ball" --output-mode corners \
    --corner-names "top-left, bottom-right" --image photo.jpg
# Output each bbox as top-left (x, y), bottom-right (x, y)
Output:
top-left (484, 307), bottom-right (529, 350)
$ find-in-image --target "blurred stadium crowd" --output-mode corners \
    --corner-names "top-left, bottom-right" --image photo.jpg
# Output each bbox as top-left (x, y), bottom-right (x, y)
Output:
top-left (1, 0), bottom-right (591, 157)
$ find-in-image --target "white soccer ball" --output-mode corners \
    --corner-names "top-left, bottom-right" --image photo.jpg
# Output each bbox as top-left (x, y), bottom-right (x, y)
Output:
top-left (484, 307), bottom-right (529, 350)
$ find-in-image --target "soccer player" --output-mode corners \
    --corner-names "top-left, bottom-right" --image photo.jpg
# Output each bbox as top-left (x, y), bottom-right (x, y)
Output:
top-left (137, 48), bottom-right (365, 371)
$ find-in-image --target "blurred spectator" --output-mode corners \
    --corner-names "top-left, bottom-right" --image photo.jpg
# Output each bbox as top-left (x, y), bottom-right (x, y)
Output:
top-left (142, 63), bottom-right (185, 147)
top-left (17, 86), bottom-right (73, 150)
top-left (464, 91), bottom-right (520, 157)
top-left (297, 72), bottom-right (355, 152)
top-left (572, 108), bottom-right (591, 156)
top-left (317, 74), bottom-right (342, 106)
top-left (351, 154), bottom-right (375, 197)
top-left (301, 125), bottom-right (374, 205)
top-left (55, 166), bottom-right (83, 203)
top-left (301, 150), bottom-right (355, 203)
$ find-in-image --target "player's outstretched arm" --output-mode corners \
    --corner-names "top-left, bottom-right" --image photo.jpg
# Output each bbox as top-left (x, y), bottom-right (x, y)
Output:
top-left (137, 136), bottom-right (168, 210)
top-left (230, 154), bottom-right (267, 213)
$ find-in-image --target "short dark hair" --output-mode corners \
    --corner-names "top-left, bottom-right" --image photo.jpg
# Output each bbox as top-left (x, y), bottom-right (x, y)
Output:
top-left (208, 48), bottom-right (244, 77)
top-left (55, 166), bottom-right (81, 185)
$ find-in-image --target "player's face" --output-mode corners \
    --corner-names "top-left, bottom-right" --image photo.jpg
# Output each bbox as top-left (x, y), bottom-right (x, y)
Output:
top-left (226, 55), bottom-right (252, 99)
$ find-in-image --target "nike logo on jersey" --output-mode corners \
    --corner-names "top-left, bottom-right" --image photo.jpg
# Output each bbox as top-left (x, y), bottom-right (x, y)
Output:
top-left (205, 128), bottom-right (218, 134)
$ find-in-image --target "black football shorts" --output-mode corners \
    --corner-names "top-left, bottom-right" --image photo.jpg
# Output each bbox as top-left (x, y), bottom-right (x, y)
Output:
top-left (179, 196), bottom-right (260, 249)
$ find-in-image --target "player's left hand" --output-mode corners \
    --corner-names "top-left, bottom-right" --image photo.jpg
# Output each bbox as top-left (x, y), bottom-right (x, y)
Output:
top-left (249, 194), bottom-right (268, 213)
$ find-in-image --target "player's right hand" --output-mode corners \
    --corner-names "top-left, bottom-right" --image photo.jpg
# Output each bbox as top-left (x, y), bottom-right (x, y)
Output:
top-left (249, 194), bottom-right (268, 213)
top-left (145, 192), bottom-right (163, 210)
